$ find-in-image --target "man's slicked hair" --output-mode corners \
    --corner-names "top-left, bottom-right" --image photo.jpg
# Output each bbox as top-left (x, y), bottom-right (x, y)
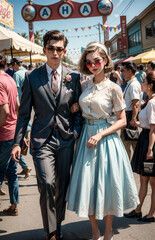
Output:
top-left (43, 30), bottom-right (68, 49)
top-left (122, 61), bottom-right (137, 74)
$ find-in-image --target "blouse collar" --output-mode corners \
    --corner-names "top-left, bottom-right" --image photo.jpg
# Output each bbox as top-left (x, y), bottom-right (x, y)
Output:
top-left (87, 78), bottom-right (110, 90)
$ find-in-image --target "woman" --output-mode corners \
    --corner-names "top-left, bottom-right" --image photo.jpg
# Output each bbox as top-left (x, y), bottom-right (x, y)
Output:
top-left (66, 42), bottom-right (139, 240)
top-left (124, 71), bottom-right (155, 222)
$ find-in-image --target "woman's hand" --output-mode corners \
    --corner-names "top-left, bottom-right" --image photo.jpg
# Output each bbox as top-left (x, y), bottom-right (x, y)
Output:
top-left (23, 137), bottom-right (29, 147)
top-left (146, 149), bottom-right (154, 160)
top-left (70, 102), bottom-right (80, 113)
top-left (87, 133), bottom-right (103, 149)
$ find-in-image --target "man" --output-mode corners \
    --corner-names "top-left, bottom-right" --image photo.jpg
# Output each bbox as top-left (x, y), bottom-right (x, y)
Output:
top-left (0, 54), bottom-right (19, 216)
top-left (121, 61), bottom-right (141, 160)
top-left (5, 62), bottom-right (15, 77)
top-left (11, 30), bottom-right (83, 240)
top-left (135, 64), bottom-right (146, 83)
top-left (11, 57), bottom-right (32, 179)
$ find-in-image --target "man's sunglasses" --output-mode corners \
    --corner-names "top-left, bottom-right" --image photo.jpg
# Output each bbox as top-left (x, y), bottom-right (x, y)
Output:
top-left (46, 46), bottom-right (64, 54)
top-left (85, 59), bottom-right (103, 68)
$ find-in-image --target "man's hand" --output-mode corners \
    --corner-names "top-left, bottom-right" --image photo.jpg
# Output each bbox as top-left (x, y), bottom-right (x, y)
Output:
top-left (70, 103), bottom-right (80, 113)
top-left (11, 145), bottom-right (21, 163)
top-left (74, 133), bottom-right (78, 140)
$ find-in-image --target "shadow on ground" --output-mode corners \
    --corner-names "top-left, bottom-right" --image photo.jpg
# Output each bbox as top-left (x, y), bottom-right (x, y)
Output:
top-left (0, 217), bottom-right (149, 240)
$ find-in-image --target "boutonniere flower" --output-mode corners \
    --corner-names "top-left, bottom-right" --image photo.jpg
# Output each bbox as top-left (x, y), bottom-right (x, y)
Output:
top-left (63, 73), bottom-right (72, 86)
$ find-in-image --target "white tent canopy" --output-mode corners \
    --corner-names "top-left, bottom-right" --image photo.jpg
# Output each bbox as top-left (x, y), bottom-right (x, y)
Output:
top-left (0, 25), bottom-right (43, 57)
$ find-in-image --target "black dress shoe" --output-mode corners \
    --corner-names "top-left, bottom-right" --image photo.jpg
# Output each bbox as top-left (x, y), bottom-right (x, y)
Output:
top-left (138, 215), bottom-right (155, 222)
top-left (56, 224), bottom-right (63, 240)
top-left (124, 210), bottom-right (142, 218)
top-left (46, 231), bottom-right (56, 240)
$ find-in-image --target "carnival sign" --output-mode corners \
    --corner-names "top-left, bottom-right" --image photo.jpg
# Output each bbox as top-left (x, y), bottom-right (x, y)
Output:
top-left (22, 0), bottom-right (113, 22)
top-left (0, 0), bottom-right (14, 28)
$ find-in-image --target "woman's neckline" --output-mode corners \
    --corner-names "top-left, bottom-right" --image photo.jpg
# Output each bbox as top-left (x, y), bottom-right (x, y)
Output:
top-left (93, 77), bottom-right (107, 84)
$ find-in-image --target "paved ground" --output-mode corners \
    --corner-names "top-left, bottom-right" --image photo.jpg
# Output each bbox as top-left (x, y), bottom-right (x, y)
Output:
top-left (0, 151), bottom-right (154, 240)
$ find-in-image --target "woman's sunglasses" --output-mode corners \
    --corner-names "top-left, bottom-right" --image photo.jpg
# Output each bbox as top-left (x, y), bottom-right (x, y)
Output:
top-left (85, 59), bottom-right (103, 68)
top-left (46, 46), bottom-right (64, 54)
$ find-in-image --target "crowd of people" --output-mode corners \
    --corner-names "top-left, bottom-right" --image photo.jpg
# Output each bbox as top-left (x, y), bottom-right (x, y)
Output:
top-left (0, 30), bottom-right (155, 240)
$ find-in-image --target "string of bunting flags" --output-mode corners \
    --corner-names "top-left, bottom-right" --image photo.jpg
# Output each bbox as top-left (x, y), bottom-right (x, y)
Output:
top-left (68, 33), bottom-right (98, 38)
top-left (40, 23), bottom-right (121, 34)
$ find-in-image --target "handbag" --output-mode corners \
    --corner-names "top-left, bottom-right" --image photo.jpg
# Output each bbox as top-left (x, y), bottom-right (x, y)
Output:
top-left (123, 127), bottom-right (139, 141)
top-left (123, 111), bottom-right (139, 141)
top-left (143, 159), bottom-right (155, 176)
top-left (21, 141), bottom-right (28, 156)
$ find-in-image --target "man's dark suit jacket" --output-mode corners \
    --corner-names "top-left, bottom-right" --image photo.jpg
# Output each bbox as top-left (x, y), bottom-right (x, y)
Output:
top-left (13, 64), bottom-right (83, 149)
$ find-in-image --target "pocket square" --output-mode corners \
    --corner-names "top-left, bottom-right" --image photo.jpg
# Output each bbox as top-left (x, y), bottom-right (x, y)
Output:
top-left (66, 89), bottom-right (73, 93)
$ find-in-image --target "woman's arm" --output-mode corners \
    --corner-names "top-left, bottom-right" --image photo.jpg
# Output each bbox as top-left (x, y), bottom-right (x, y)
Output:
top-left (113, 71), bottom-right (123, 84)
top-left (99, 109), bottom-right (126, 136)
top-left (146, 124), bottom-right (155, 159)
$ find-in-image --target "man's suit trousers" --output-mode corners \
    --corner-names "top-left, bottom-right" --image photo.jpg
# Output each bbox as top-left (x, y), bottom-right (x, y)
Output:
top-left (32, 130), bottom-right (75, 234)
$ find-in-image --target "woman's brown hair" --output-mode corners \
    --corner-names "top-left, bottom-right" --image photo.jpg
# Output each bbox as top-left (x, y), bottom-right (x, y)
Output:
top-left (78, 41), bottom-right (113, 75)
top-left (141, 71), bottom-right (155, 109)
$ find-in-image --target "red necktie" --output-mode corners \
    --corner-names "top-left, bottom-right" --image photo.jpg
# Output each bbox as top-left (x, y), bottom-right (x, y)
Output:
top-left (51, 70), bottom-right (58, 94)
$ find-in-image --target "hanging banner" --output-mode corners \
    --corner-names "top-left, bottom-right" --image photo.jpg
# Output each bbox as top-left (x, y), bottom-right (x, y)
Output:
top-left (117, 38), bottom-right (123, 52)
top-left (0, 0), bottom-right (14, 29)
top-left (120, 16), bottom-right (127, 50)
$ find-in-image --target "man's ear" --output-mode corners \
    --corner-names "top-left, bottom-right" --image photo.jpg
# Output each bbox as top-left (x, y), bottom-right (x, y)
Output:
top-left (63, 49), bottom-right (67, 56)
top-left (43, 48), bottom-right (46, 55)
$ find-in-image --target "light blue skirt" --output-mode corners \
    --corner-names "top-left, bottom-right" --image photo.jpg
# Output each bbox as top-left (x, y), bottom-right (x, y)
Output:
top-left (66, 119), bottom-right (139, 219)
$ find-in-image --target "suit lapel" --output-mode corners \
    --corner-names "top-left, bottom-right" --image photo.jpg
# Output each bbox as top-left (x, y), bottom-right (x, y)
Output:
top-left (39, 64), bottom-right (56, 106)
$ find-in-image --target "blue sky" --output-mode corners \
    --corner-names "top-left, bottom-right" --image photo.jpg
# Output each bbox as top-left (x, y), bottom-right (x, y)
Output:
top-left (6, 0), bottom-right (154, 63)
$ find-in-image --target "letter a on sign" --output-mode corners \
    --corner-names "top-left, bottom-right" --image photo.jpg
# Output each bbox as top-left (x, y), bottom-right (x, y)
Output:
top-left (80, 4), bottom-right (92, 17)
top-left (40, 7), bottom-right (51, 19)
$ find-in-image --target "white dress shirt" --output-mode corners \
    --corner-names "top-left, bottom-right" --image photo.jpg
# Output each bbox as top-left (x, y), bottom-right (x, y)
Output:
top-left (124, 78), bottom-right (141, 111)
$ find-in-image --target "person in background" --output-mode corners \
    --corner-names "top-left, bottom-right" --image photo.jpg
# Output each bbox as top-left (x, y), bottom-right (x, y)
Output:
top-left (148, 61), bottom-right (155, 72)
top-left (28, 64), bottom-right (35, 71)
top-left (124, 71), bottom-right (155, 222)
top-left (0, 54), bottom-right (19, 216)
top-left (113, 65), bottom-right (123, 86)
top-left (5, 63), bottom-right (15, 77)
top-left (11, 58), bottom-right (32, 179)
top-left (135, 64), bottom-right (146, 84)
top-left (11, 30), bottom-right (83, 240)
top-left (66, 42), bottom-right (139, 240)
top-left (120, 67), bottom-right (127, 92)
top-left (121, 61), bottom-right (141, 161)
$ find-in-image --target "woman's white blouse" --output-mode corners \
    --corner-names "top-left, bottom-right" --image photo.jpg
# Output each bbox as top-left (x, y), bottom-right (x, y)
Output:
top-left (138, 98), bottom-right (155, 129)
top-left (79, 79), bottom-right (126, 120)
